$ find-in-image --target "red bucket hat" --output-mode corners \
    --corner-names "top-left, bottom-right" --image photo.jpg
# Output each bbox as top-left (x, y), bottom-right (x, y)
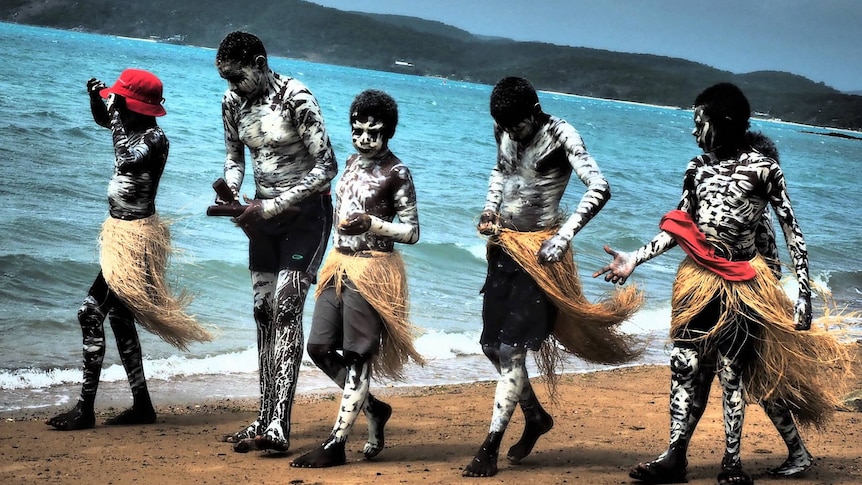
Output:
top-left (100, 68), bottom-right (167, 117)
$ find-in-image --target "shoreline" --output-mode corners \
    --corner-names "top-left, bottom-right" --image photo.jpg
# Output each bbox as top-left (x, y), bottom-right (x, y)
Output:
top-left (3, 354), bottom-right (860, 485)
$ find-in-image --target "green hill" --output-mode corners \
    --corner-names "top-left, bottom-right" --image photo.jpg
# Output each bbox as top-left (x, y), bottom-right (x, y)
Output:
top-left (3, 0), bottom-right (860, 130)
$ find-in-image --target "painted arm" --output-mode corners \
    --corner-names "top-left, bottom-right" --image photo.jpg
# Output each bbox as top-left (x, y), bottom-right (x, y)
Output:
top-left (755, 209), bottom-right (782, 278)
top-left (538, 125), bottom-right (610, 264)
top-left (261, 88), bottom-right (337, 218)
top-left (340, 164), bottom-right (421, 244)
top-left (87, 78), bottom-right (110, 128)
top-left (593, 161), bottom-right (696, 284)
top-left (766, 163), bottom-right (811, 329)
top-left (370, 166), bottom-right (420, 243)
top-left (221, 93), bottom-right (245, 197)
top-left (478, 129), bottom-right (506, 234)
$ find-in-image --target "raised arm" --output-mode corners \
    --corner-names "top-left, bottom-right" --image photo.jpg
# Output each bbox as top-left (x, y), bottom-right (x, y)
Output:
top-left (87, 78), bottom-right (110, 128)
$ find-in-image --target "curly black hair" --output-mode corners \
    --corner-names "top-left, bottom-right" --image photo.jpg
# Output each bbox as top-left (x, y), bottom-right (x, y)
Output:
top-left (489, 76), bottom-right (542, 128)
top-left (349, 89), bottom-right (398, 139)
top-left (216, 31), bottom-right (267, 66)
top-left (694, 82), bottom-right (751, 139)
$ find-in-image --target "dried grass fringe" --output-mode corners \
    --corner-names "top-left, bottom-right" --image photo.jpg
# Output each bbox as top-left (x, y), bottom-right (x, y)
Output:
top-left (671, 256), bottom-right (854, 428)
top-left (315, 250), bottom-right (425, 381)
top-left (100, 215), bottom-right (213, 351)
top-left (495, 229), bottom-right (645, 396)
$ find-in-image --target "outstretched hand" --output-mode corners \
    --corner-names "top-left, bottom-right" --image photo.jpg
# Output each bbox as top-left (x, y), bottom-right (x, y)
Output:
top-left (537, 234), bottom-right (568, 265)
top-left (592, 245), bottom-right (636, 285)
top-left (339, 213), bottom-right (372, 235)
top-left (232, 195), bottom-right (264, 227)
top-left (794, 294), bottom-right (812, 331)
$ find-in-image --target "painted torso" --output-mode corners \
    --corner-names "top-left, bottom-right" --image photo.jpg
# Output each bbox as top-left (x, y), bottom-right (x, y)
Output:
top-left (222, 72), bottom-right (336, 217)
top-left (334, 151), bottom-right (419, 252)
top-left (107, 122), bottom-right (167, 220)
top-left (485, 116), bottom-right (609, 238)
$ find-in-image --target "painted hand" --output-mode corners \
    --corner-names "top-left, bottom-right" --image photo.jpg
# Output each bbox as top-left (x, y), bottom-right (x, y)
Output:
top-left (339, 213), bottom-right (371, 235)
top-left (86, 78), bottom-right (106, 96)
top-left (232, 195), bottom-right (264, 227)
top-left (592, 245), bottom-right (636, 285)
top-left (794, 293), bottom-right (812, 330)
top-left (477, 210), bottom-right (499, 236)
top-left (537, 234), bottom-right (568, 265)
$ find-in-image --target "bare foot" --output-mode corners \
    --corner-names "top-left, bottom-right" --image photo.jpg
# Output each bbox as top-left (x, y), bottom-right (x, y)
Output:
top-left (291, 440), bottom-right (347, 468)
top-left (768, 451), bottom-right (813, 477)
top-left (717, 468), bottom-right (752, 485)
top-left (232, 438), bottom-right (257, 453)
top-left (507, 409), bottom-right (553, 463)
top-left (629, 455), bottom-right (688, 484)
top-left (221, 420), bottom-right (261, 443)
top-left (255, 430), bottom-right (289, 453)
top-left (363, 398), bottom-right (392, 459)
top-left (462, 432), bottom-right (503, 478)
top-left (103, 406), bottom-right (156, 426)
top-left (45, 403), bottom-right (95, 430)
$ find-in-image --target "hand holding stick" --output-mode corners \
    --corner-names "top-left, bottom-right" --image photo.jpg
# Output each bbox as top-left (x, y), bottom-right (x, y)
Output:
top-left (206, 178), bottom-right (245, 217)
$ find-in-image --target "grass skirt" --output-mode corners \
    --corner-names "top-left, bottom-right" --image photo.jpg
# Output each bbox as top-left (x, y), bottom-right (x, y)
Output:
top-left (315, 250), bottom-right (425, 381)
top-left (495, 229), bottom-right (644, 392)
top-left (670, 256), bottom-right (852, 427)
top-left (100, 215), bottom-right (213, 351)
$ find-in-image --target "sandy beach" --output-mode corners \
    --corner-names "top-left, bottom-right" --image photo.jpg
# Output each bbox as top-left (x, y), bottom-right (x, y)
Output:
top-left (2, 344), bottom-right (860, 485)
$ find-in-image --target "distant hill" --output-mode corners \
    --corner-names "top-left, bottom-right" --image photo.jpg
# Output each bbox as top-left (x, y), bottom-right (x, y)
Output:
top-left (3, 0), bottom-right (860, 130)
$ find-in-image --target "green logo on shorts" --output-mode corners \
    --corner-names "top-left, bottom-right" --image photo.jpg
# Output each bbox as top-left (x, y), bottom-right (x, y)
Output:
top-left (292, 254), bottom-right (304, 260)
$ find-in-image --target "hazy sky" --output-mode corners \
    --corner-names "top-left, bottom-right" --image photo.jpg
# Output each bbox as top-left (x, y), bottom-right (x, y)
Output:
top-left (308, 0), bottom-right (861, 92)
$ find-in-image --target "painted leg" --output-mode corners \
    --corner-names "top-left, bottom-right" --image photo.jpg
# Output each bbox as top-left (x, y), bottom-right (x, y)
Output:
top-left (226, 273), bottom-right (275, 449)
top-left (307, 345), bottom-right (391, 459)
top-left (629, 346), bottom-right (698, 484)
top-left (464, 343), bottom-right (527, 478)
top-left (764, 400), bottom-right (812, 477)
top-left (292, 357), bottom-right (371, 468)
top-left (506, 381), bottom-right (553, 463)
top-left (716, 355), bottom-right (752, 485)
top-left (104, 306), bottom-right (156, 425)
top-left (255, 270), bottom-right (309, 452)
top-left (46, 294), bottom-right (107, 430)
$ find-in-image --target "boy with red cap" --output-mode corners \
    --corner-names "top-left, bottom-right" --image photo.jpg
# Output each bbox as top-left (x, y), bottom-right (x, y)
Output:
top-left (46, 69), bottom-right (212, 430)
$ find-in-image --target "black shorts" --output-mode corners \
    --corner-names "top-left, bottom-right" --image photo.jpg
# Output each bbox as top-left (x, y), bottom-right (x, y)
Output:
top-left (480, 245), bottom-right (556, 351)
top-left (248, 193), bottom-right (333, 280)
top-left (672, 292), bottom-right (757, 362)
top-left (308, 276), bottom-right (383, 356)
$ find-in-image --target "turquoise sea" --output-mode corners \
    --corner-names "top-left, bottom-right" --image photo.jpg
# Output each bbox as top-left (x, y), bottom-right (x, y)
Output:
top-left (1, 22), bottom-right (860, 413)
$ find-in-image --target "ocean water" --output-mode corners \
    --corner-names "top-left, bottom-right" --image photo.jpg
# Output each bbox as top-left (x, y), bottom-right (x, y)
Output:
top-left (1, 22), bottom-right (860, 413)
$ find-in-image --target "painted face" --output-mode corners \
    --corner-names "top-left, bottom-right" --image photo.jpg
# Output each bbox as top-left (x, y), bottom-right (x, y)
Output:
top-left (216, 58), bottom-right (264, 98)
top-left (500, 117), bottom-right (536, 143)
top-left (351, 116), bottom-right (388, 159)
top-left (692, 106), bottom-right (719, 152)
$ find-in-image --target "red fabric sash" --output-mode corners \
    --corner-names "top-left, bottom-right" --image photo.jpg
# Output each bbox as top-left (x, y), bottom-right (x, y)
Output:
top-left (659, 209), bottom-right (756, 281)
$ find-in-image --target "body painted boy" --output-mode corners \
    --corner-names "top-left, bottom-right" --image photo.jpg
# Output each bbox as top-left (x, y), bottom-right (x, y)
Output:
top-left (292, 89), bottom-right (423, 468)
top-left (595, 82), bottom-right (847, 485)
top-left (47, 69), bottom-right (211, 430)
top-left (465, 76), bottom-right (629, 478)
